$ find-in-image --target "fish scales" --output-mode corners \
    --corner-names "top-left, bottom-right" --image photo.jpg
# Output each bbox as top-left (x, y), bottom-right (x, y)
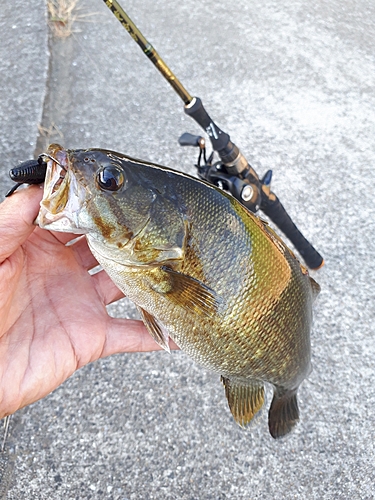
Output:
top-left (36, 144), bottom-right (319, 438)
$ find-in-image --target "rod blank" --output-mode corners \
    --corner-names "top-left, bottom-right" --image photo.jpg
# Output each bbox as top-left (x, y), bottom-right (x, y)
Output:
top-left (103, 0), bottom-right (193, 104)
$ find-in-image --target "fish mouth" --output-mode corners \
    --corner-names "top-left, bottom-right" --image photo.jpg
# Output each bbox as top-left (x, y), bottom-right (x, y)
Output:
top-left (43, 144), bottom-right (69, 201)
top-left (36, 144), bottom-right (88, 233)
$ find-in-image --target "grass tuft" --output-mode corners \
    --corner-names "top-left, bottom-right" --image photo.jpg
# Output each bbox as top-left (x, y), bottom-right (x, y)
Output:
top-left (47, 0), bottom-right (79, 37)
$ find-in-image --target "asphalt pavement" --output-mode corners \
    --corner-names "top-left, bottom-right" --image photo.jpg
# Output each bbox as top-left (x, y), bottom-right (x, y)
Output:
top-left (0, 0), bottom-right (375, 498)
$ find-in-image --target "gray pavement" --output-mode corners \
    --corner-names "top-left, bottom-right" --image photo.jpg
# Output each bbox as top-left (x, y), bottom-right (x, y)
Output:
top-left (1, 0), bottom-right (375, 498)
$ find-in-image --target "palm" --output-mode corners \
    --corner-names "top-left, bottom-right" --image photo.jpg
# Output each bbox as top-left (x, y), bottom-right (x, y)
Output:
top-left (0, 187), bottom-right (161, 417)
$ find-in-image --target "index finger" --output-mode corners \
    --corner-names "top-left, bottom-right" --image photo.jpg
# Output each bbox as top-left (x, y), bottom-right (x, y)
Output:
top-left (0, 186), bottom-right (43, 264)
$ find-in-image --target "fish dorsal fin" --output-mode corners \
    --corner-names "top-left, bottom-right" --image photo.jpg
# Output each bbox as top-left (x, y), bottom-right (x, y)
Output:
top-left (309, 276), bottom-right (321, 301)
top-left (138, 307), bottom-right (171, 352)
top-left (151, 266), bottom-right (220, 318)
top-left (221, 376), bottom-right (265, 427)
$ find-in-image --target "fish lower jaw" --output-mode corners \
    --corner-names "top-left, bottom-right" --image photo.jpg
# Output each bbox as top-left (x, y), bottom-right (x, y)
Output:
top-left (35, 210), bottom-right (85, 233)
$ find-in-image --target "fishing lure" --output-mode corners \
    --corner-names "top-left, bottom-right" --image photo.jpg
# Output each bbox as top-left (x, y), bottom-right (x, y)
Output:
top-left (5, 154), bottom-right (65, 197)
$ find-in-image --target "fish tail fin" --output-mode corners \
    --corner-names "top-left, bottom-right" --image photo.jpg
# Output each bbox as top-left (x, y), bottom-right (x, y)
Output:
top-left (221, 376), bottom-right (265, 427)
top-left (268, 388), bottom-right (299, 439)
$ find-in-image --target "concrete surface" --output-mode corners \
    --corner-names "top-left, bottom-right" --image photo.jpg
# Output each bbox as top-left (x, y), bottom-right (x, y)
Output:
top-left (0, 2), bottom-right (49, 497)
top-left (0, 0), bottom-right (375, 498)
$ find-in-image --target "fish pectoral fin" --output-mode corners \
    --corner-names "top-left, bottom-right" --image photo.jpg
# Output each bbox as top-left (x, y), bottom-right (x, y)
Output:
top-left (150, 265), bottom-right (220, 318)
top-left (138, 307), bottom-right (171, 353)
top-left (268, 387), bottom-right (299, 439)
top-left (221, 376), bottom-right (265, 427)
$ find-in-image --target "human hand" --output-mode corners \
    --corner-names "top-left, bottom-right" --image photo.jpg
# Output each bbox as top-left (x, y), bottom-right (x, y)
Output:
top-left (0, 186), bottom-right (170, 418)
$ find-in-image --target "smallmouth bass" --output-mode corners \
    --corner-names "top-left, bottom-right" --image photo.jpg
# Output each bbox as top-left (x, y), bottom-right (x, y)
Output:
top-left (36, 144), bottom-right (320, 438)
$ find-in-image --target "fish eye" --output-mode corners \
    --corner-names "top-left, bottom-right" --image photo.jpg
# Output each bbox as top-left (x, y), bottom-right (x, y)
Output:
top-left (96, 166), bottom-right (125, 192)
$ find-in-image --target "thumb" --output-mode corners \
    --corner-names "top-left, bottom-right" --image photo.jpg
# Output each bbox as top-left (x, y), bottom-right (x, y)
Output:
top-left (0, 185), bottom-right (43, 264)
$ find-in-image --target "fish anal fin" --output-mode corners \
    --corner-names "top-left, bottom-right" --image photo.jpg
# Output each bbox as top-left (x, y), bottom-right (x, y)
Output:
top-left (152, 265), bottom-right (220, 318)
top-left (268, 388), bottom-right (299, 439)
top-left (221, 376), bottom-right (265, 428)
top-left (138, 307), bottom-right (170, 353)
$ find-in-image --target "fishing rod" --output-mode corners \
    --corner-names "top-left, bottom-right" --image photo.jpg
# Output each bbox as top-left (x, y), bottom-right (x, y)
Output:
top-left (6, 1), bottom-right (323, 270)
top-left (101, 0), bottom-right (323, 270)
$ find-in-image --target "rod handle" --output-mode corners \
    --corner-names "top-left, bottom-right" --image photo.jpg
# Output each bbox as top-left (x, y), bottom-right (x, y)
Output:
top-left (184, 97), bottom-right (235, 158)
top-left (261, 194), bottom-right (324, 270)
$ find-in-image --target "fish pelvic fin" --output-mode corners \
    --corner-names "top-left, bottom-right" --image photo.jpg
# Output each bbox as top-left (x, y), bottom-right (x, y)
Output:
top-left (221, 376), bottom-right (265, 428)
top-left (138, 307), bottom-right (171, 353)
top-left (268, 388), bottom-right (299, 439)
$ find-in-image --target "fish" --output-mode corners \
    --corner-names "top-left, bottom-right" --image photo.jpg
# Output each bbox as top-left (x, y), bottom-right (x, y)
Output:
top-left (36, 143), bottom-right (320, 438)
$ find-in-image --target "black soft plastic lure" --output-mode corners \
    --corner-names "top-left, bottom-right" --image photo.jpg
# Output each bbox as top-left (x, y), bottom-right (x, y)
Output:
top-left (5, 156), bottom-right (47, 197)
top-left (5, 154), bottom-right (64, 197)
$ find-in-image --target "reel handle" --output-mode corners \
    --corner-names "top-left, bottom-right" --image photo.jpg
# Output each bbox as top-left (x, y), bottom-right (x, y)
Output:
top-left (178, 132), bottom-right (202, 147)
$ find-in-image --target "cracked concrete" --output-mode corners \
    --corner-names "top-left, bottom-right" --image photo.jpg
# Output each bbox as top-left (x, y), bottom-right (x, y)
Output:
top-left (35, 33), bottom-right (77, 157)
top-left (1, 0), bottom-right (375, 498)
